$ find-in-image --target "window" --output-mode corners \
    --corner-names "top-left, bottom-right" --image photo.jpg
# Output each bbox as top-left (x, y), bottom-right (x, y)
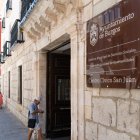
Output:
top-left (8, 71), bottom-right (10, 98)
top-left (11, 20), bottom-right (24, 47)
top-left (3, 41), bottom-right (11, 58)
top-left (114, 5), bottom-right (121, 19)
top-left (57, 78), bottom-right (70, 101)
top-left (102, 4), bottom-right (121, 25)
top-left (2, 17), bottom-right (5, 28)
top-left (21, 0), bottom-right (36, 20)
top-left (103, 12), bottom-right (110, 24)
top-left (109, 9), bottom-right (115, 22)
top-left (6, 0), bottom-right (12, 12)
top-left (0, 52), bottom-right (5, 64)
top-left (18, 66), bottom-right (22, 104)
top-left (21, 0), bottom-right (30, 20)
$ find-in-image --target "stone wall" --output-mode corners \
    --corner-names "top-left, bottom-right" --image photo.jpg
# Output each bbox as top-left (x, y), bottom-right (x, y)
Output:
top-left (1, 0), bottom-right (140, 140)
top-left (85, 88), bottom-right (140, 140)
top-left (83, 0), bottom-right (140, 140)
top-left (1, 38), bottom-right (47, 131)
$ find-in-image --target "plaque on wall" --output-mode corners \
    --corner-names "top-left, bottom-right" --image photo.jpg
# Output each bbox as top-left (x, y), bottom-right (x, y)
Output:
top-left (87, 0), bottom-right (140, 88)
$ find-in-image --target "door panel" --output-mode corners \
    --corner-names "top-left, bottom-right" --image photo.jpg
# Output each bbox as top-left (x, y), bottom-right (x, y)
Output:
top-left (47, 53), bottom-right (71, 138)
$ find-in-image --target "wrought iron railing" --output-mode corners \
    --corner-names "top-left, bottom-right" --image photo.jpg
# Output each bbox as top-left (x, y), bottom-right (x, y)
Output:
top-left (20, 0), bottom-right (38, 25)
top-left (11, 19), bottom-right (24, 47)
top-left (6, 0), bottom-right (12, 12)
top-left (21, 0), bottom-right (30, 20)
top-left (3, 41), bottom-right (11, 57)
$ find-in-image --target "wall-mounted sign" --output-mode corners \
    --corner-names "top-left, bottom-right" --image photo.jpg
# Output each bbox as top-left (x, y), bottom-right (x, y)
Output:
top-left (87, 0), bottom-right (140, 88)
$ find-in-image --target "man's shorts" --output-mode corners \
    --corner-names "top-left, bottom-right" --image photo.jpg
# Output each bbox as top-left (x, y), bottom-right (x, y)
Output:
top-left (29, 123), bottom-right (41, 131)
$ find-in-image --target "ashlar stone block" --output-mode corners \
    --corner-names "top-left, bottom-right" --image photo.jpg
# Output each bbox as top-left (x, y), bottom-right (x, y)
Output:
top-left (130, 89), bottom-right (140, 101)
top-left (85, 121), bottom-right (97, 140)
top-left (100, 89), bottom-right (130, 99)
top-left (117, 100), bottom-right (139, 135)
top-left (92, 98), bottom-right (116, 127)
top-left (98, 125), bottom-right (130, 140)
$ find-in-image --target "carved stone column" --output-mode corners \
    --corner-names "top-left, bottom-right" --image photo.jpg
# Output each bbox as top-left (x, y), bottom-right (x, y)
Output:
top-left (68, 24), bottom-right (79, 140)
top-left (76, 22), bottom-right (86, 140)
top-left (67, 21), bottom-right (86, 140)
top-left (38, 52), bottom-right (47, 134)
top-left (33, 50), bottom-right (47, 134)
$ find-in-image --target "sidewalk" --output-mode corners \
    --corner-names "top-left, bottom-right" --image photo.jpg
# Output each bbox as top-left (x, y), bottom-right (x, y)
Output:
top-left (0, 108), bottom-right (27, 140)
top-left (0, 108), bottom-right (70, 140)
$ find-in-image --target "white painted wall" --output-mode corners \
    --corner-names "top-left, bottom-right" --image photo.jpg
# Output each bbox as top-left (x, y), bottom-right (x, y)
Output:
top-left (1, 0), bottom-right (21, 51)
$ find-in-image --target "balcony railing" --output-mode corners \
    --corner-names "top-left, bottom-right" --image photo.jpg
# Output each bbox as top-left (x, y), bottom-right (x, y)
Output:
top-left (0, 52), bottom-right (5, 64)
top-left (3, 41), bottom-right (11, 58)
top-left (2, 17), bottom-right (5, 28)
top-left (11, 19), bottom-right (24, 47)
top-left (20, 0), bottom-right (38, 26)
top-left (6, 0), bottom-right (12, 12)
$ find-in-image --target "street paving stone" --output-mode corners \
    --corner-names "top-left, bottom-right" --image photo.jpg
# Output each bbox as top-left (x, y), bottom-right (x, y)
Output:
top-left (0, 109), bottom-right (70, 140)
top-left (0, 108), bottom-right (27, 140)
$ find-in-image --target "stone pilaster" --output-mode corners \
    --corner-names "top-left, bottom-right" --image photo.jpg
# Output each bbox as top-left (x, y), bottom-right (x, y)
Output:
top-left (67, 22), bottom-right (86, 140)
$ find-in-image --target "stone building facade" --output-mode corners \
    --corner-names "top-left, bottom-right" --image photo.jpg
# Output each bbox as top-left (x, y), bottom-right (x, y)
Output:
top-left (1, 0), bottom-right (140, 140)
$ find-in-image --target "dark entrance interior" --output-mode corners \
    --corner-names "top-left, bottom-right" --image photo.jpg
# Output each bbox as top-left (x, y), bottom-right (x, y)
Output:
top-left (47, 42), bottom-right (71, 139)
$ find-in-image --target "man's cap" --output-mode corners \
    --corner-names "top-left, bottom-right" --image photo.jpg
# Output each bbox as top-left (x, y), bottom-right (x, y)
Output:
top-left (33, 96), bottom-right (41, 101)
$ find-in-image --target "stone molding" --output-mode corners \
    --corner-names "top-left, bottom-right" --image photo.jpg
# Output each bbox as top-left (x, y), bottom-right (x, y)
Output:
top-left (22, 0), bottom-right (83, 42)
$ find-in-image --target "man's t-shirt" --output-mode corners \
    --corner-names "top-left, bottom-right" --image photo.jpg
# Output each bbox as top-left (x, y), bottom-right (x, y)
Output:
top-left (28, 102), bottom-right (39, 123)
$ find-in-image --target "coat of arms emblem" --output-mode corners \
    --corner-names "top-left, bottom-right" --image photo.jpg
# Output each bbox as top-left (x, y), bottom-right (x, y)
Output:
top-left (90, 23), bottom-right (98, 46)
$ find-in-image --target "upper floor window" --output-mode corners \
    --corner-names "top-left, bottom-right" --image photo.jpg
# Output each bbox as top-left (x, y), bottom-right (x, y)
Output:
top-left (102, 4), bottom-right (121, 25)
top-left (2, 17), bottom-right (6, 28)
top-left (3, 41), bottom-right (11, 58)
top-left (11, 19), bottom-right (24, 47)
top-left (0, 52), bottom-right (5, 64)
top-left (109, 9), bottom-right (115, 22)
top-left (103, 12), bottom-right (110, 25)
top-left (6, 0), bottom-right (12, 12)
top-left (114, 5), bottom-right (121, 20)
top-left (21, 0), bottom-right (35, 21)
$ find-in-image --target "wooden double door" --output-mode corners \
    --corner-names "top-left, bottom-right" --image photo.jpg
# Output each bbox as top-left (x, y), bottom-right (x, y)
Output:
top-left (47, 53), bottom-right (71, 138)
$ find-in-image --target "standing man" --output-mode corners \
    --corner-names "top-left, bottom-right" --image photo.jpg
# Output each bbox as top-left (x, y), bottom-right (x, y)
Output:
top-left (28, 96), bottom-right (44, 140)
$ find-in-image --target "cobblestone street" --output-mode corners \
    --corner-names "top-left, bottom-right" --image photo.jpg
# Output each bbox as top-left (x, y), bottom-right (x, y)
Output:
top-left (0, 108), bottom-right (27, 140)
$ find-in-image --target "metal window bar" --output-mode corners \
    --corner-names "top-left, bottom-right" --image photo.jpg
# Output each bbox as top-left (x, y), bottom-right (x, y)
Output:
top-left (6, 0), bottom-right (12, 12)
top-left (3, 41), bottom-right (11, 57)
top-left (114, 4), bottom-right (121, 19)
top-left (2, 17), bottom-right (5, 28)
top-left (11, 19), bottom-right (24, 47)
top-left (21, 0), bottom-right (36, 20)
